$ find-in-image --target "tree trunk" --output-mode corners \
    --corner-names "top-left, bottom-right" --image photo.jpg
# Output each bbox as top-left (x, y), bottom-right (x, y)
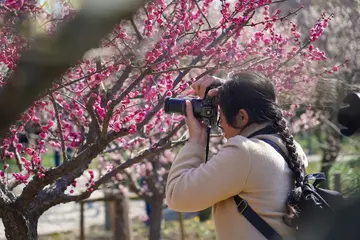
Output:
top-left (320, 159), bottom-right (333, 189)
top-left (104, 190), bottom-right (113, 231)
top-left (112, 193), bottom-right (132, 240)
top-left (320, 128), bottom-right (341, 189)
top-left (149, 199), bottom-right (163, 240)
top-left (2, 209), bottom-right (38, 240)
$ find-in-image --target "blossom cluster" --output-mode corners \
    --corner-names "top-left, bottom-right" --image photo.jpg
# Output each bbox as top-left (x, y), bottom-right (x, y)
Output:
top-left (0, 0), bottom-right (340, 195)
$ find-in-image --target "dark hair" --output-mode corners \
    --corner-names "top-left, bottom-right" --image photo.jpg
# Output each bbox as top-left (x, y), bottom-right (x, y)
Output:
top-left (218, 72), bottom-right (306, 226)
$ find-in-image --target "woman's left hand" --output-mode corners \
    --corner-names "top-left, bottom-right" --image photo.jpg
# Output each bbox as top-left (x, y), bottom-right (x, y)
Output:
top-left (185, 100), bottom-right (208, 146)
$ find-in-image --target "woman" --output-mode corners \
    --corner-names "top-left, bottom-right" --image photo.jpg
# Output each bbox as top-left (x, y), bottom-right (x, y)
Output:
top-left (165, 72), bottom-right (308, 239)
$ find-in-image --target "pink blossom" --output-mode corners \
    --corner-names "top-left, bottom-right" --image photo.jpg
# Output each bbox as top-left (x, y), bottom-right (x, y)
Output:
top-left (39, 132), bottom-right (47, 139)
top-left (5, 0), bottom-right (24, 10)
top-left (32, 155), bottom-right (41, 165)
top-left (26, 148), bottom-right (35, 155)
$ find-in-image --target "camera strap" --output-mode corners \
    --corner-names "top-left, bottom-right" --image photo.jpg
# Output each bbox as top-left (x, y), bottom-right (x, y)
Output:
top-left (205, 126), bottom-right (211, 163)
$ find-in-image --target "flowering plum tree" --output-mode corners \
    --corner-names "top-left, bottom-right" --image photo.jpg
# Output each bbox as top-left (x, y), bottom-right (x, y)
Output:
top-left (292, 0), bottom-right (360, 187)
top-left (99, 1), bottom-right (342, 238)
top-left (0, 0), bottom-right (338, 239)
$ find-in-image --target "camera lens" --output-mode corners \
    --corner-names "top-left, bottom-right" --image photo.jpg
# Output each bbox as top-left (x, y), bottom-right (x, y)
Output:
top-left (164, 97), bottom-right (203, 118)
top-left (164, 97), bottom-right (186, 115)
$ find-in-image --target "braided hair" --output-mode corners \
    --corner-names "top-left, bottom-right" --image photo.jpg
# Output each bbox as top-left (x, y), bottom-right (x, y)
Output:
top-left (218, 72), bottom-right (306, 226)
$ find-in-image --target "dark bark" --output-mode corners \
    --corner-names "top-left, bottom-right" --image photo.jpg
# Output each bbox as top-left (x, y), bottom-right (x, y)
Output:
top-left (320, 127), bottom-right (342, 189)
top-left (320, 162), bottom-right (333, 189)
top-left (1, 208), bottom-right (38, 240)
top-left (149, 199), bottom-right (163, 240)
top-left (113, 193), bottom-right (132, 240)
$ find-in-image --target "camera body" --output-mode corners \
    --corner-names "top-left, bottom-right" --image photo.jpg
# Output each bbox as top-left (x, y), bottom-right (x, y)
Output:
top-left (164, 84), bottom-right (220, 127)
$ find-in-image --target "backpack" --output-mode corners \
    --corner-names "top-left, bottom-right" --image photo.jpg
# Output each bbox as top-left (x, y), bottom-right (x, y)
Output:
top-left (233, 126), bottom-right (344, 240)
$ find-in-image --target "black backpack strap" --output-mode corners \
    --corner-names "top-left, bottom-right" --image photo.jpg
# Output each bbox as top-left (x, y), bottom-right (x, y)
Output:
top-left (233, 195), bottom-right (283, 239)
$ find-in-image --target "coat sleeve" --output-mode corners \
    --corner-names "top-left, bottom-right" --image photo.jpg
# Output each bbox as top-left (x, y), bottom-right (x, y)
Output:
top-left (165, 138), bottom-right (252, 212)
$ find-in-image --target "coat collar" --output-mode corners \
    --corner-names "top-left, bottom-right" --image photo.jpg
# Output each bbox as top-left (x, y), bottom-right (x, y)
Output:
top-left (238, 121), bottom-right (273, 138)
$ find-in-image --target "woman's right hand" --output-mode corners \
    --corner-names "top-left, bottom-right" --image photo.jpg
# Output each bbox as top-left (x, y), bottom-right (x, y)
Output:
top-left (191, 75), bottom-right (223, 99)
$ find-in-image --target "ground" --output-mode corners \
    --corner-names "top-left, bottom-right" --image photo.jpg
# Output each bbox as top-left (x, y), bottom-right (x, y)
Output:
top-left (38, 218), bottom-right (216, 240)
top-left (0, 155), bottom-right (358, 239)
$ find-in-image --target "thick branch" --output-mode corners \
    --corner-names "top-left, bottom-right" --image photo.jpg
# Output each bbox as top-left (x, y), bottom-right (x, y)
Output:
top-left (101, 66), bottom-right (133, 136)
top-left (0, 182), bottom-right (16, 207)
top-left (64, 139), bottom-right (187, 202)
top-left (54, 122), bottom-right (186, 204)
top-left (86, 96), bottom-right (102, 139)
top-left (105, 66), bottom-right (132, 104)
top-left (94, 139), bottom-right (187, 191)
top-left (16, 139), bottom-right (105, 210)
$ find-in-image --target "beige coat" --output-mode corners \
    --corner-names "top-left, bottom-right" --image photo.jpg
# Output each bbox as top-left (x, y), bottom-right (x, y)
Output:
top-left (166, 122), bottom-right (308, 240)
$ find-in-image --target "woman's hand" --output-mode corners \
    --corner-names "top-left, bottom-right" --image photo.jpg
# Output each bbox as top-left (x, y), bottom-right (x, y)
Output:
top-left (185, 100), bottom-right (208, 146)
top-left (191, 75), bottom-right (223, 99)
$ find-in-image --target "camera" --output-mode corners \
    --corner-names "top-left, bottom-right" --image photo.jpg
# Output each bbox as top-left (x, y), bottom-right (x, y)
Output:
top-left (164, 84), bottom-right (220, 127)
top-left (337, 92), bottom-right (360, 136)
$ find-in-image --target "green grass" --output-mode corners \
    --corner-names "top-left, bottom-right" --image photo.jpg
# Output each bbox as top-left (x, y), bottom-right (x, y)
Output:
top-left (0, 148), bottom-right (98, 173)
top-left (294, 132), bottom-right (360, 155)
top-left (0, 150), bottom-right (55, 172)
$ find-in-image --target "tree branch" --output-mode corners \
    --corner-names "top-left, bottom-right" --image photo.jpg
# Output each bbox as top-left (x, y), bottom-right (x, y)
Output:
top-left (16, 138), bottom-right (105, 210)
top-left (194, 0), bottom-right (212, 29)
top-left (106, 120), bottom-right (185, 153)
top-left (151, 59), bottom-right (213, 74)
top-left (55, 121), bottom-right (186, 204)
top-left (96, 139), bottom-right (187, 189)
top-left (12, 142), bottom-right (23, 172)
top-left (172, 10), bottom-right (255, 88)
top-left (130, 16), bottom-right (143, 41)
top-left (50, 95), bottom-right (68, 162)
top-left (0, 0), bottom-right (147, 138)
top-left (0, 182), bottom-right (16, 207)
top-left (245, 1), bottom-right (301, 27)
top-left (63, 138), bottom-right (187, 202)
top-left (268, 40), bottom-right (311, 77)
top-left (41, 65), bottom-right (110, 99)
top-left (104, 66), bottom-right (132, 105)
top-left (101, 66), bottom-right (133, 136)
top-left (121, 167), bottom-right (151, 202)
